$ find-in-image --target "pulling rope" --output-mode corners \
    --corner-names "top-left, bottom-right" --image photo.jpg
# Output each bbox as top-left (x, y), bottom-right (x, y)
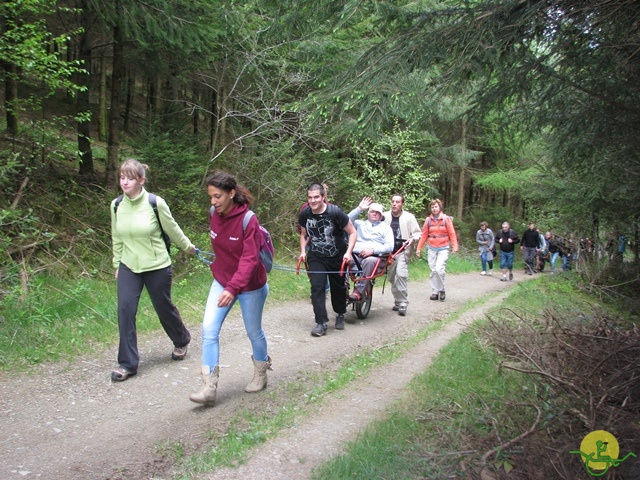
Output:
top-left (194, 241), bottom-right (410, 276)
top-left (195, 248), bottom-right (215, 265)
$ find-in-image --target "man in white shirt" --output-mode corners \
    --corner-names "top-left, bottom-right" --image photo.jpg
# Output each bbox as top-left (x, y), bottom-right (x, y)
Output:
top-left (382, 194), bottom-right (422, 316)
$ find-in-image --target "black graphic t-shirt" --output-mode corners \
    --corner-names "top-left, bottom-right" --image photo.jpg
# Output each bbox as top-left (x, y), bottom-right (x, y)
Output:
top-left (298, 205), bottom-right (350, 258)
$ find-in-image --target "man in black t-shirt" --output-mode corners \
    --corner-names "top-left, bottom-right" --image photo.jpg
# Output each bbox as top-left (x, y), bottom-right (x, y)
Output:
top-left (298, 183), bottom-right (356, 336)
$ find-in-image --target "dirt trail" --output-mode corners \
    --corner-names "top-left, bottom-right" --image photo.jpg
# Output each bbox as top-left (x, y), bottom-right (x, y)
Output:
top-left (0, 271), bottom-right (525, 479)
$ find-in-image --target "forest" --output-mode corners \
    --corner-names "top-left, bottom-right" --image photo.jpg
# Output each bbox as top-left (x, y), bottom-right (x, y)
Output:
top-left (2, 2), bottom-right (640, 478)
top-left (2, 1), bottom-right (639, 307)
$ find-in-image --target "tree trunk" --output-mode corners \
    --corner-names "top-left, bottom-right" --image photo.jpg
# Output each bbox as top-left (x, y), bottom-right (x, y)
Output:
top-left (98, 51), bottom-right (108, 142)
top-left (192, 85), bottom-right (199, 135)
top-left (456, 117), bottom-right (467, 221)
top-left (3, 61), bottom-right (19, 135)
top-left (76, 0), bottom-right (94, 176)
top-left (106, 22), bottom-right (124, 187)
top-left (123, 69), bottom-right (134, 133)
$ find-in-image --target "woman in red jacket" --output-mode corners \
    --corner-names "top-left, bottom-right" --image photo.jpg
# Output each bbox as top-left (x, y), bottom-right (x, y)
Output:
top-left (416, 199), bottom-right (459, 301)
top-left (189, 172), bottom-right (270, 406)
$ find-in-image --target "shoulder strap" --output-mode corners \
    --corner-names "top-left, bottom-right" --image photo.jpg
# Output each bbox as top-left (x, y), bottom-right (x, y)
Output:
top-left (114, 193), bottom-right (160, 226)
top-left (426, 215), bottom-right (446, 231)
top-left (113, 194), bottom-right (124, 214)
top-left (242, 210), bottom-right (255, 232)
top-left (328, 204), bottom-right (342, 227)
top-left (148, 193), bottom-right (160, 224)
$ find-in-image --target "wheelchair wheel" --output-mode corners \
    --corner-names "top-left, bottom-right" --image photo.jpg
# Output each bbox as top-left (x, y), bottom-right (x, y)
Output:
top-left (355, 284), bottom-right (373, 319)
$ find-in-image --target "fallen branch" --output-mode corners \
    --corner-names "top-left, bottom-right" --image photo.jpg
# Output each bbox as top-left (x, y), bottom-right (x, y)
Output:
top-left (481, 404), bottom-right (542, 463)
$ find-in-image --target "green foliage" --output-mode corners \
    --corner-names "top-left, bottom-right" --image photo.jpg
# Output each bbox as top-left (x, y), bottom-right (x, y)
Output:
top-left (0, 0), bottom-right (84, 92)
top-left (352, 123), bottom-right (440, 214)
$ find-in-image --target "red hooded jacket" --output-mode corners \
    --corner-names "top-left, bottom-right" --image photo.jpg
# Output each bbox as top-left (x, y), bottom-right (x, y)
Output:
top-left (209, 203), bottom-right (267, 296)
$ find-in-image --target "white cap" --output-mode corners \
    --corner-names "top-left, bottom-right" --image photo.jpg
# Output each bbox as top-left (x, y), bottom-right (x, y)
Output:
top-left (368, 203), bottom-right (384, 214)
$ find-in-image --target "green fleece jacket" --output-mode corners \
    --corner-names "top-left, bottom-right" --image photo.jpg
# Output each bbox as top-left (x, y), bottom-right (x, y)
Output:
top-left (111, 188), bottom-right (193, 272)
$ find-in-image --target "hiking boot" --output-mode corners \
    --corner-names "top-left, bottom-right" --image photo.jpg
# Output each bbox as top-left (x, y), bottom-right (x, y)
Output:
top-left (392, 305), bottom-right (400, 311)
top-left (439, 290), bottom-right (446, 301)
top-left (111, 366), bottom-right (137, 382)
top-left (430, 293), bottom-right (439, 300)
top-left (509, 271), bottom-right (514, 281)
top-left (398, 306), bottom-right (407, 316)
top-left (311, 323), bottom-right (327, 337)
top-left (171, 344), bottom-right (189, 361)
top-left (335, 314), bottom-right (345, 330)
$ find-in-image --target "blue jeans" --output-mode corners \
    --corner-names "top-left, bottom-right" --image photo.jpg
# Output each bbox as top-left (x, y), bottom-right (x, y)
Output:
top-left (480, 252), bottom-right (494, 272)
top-left (500, 251), bottom-right (514, 270)
top-left (550, 252), bottom-right (560, 272)
top-left (201, 279), bottom-right (269, 368)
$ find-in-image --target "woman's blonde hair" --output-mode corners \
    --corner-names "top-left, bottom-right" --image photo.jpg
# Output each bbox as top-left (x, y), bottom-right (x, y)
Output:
top-left (119, 158), bottom-right (148, 180)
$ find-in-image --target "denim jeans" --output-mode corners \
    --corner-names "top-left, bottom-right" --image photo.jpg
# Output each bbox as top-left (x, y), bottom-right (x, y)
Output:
top-left (550, 252), bottom-right (560, 272)
top-left (480, 251), bottom-right (494, 272)
top-left (500, 251), bottom-right (515, 270)
top-left (201, 279), bottom-right (269, 368)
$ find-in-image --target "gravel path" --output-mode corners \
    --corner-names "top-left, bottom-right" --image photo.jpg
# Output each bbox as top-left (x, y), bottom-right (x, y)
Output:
top-left (0, 271), bottom-right (524, 479)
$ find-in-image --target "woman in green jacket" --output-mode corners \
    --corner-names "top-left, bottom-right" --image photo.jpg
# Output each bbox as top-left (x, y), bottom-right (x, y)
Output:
top-left (110, 159), bottom-right (196, 381)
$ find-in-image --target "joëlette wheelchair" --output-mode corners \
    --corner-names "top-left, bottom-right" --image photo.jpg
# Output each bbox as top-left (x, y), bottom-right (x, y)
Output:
top-left (297, 242), bottom-right (408, 320)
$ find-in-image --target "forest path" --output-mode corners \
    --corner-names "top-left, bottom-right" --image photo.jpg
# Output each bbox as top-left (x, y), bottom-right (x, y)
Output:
top-left (0, 270), bottom-right (527, 479)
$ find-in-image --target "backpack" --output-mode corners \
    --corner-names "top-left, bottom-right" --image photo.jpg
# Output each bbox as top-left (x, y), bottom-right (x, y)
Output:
top-left (114, 193), bottom-right (171, 254)
top-left (210, 207), bottom-right (274, 273)
top-left (243, 210), bottom-right (274, 273)
top-left (426, 215), bottom-right (451, 232)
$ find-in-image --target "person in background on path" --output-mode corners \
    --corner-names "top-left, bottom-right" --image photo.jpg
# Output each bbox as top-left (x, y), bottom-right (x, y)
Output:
top-left (110, 159), bottom-right (195, 382)
top-left (548, 232), bottom-right (561, 274)
top-left (298, 183), bottom-right (356, 336)
top-left (520, 222), bottom-right (542, 275)
top-left (383, 194), bottom-right (422, 316)
top-left (190, 172), bottom-right (271, 406)
top-left (495, 221), bottom-right (520, 282)
top-left (536, 229), bottom-right (550, 272)
top-left (347, 197), bottom-right (395, 316)
top-left (416, 199), bottom-right (459, 302)
top-left (476, 221), bottom-right (495, 276)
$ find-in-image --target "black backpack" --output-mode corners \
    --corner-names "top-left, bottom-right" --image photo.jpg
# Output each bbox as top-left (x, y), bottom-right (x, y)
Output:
top-left (113, 193), bottom-right (171, 254)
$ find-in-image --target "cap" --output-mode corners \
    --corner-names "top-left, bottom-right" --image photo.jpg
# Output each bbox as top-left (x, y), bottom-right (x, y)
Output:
top-left (368, 203), bottom-right (384, 214)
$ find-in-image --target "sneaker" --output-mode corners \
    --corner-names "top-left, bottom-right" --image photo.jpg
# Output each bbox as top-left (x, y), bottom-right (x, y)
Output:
top-left (311, 323), bottom-right (327, 337)
top-left (171, 344), bottom-right (188, 361)
top-left (335, 314), bottom-right (345, 330)
top-left (430, 293), bottom-right (439, 300)
top-left (509, 271), bottom-right (514, 281)
top-left (398, 306), bottom-right (407, 316)
top-left (501, 275), bottom-right (507, 282)
top-left (480, 271), bottom-right (486, 276)
top-left (487, 270), bottom-right (492, 276)
top-left (392, 305), bottom-right (400, 311)
top-left (439, 290), bottom-right (446, 301)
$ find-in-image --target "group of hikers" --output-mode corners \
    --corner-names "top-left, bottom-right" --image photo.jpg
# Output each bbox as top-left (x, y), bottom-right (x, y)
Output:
top-left (110, 160), bottom-right (592, 407)
top-left (475, 221), bottom-right (579, 281)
